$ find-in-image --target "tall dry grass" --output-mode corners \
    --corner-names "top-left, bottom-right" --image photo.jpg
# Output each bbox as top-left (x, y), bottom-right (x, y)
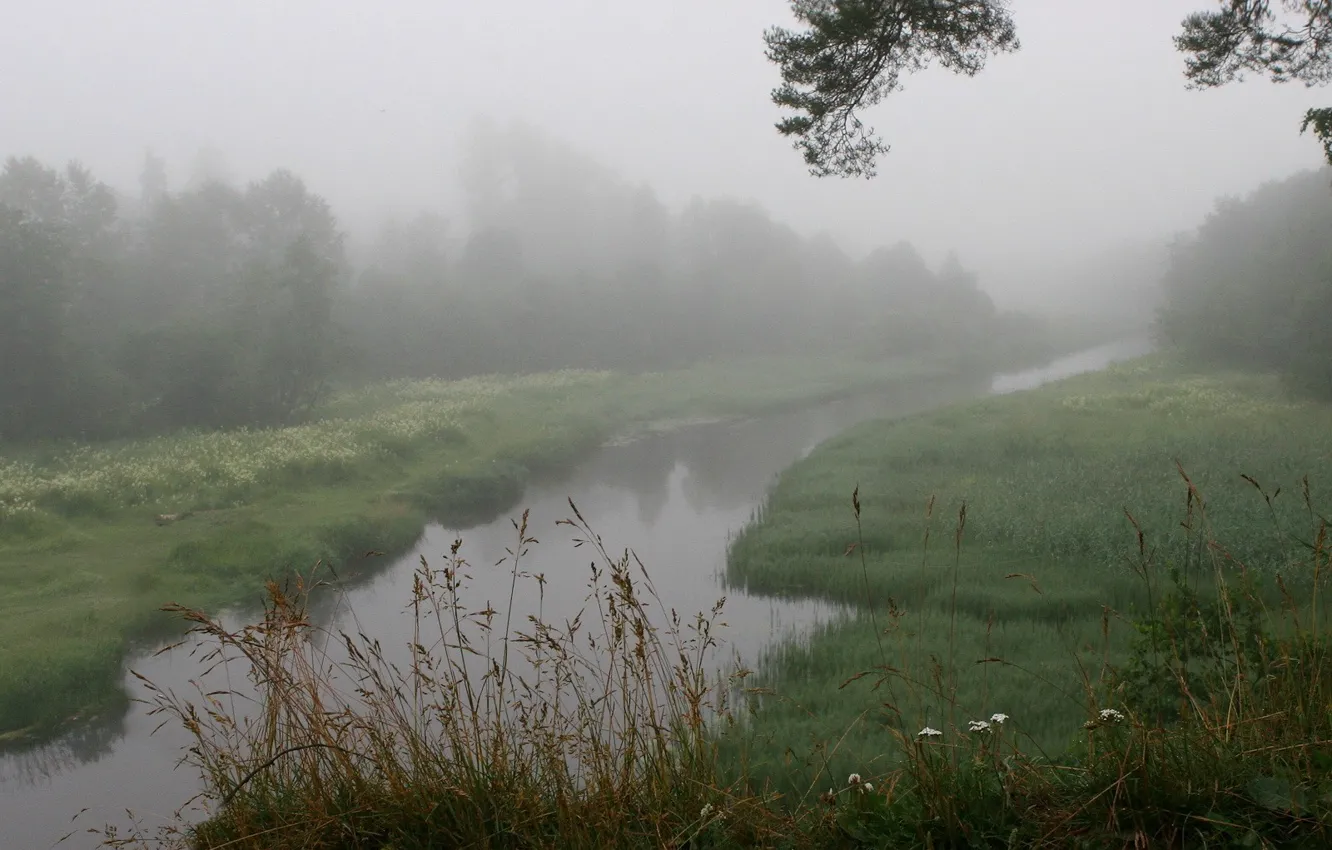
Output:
top-left (91, 471), bottom-right (1332, 849)
top-left (97, 504), bottom-right (814, 849)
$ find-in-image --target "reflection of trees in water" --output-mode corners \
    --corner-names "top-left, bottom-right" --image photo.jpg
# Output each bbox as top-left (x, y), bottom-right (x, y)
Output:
top-left (571, 414), bottom-right (843, 522)
top-left (0, 709), bottom-right (126, 788)
top-left (589, 436), bottom-right (679, 526)
top-left (0, 604), bottom-right (297, 789)
top-left (544, 389), bottom-right (996, 522)
top-left (675, 383), bottom-right (989, 515)
top-left (675, 398), bottom-right (911, 514)
top-left (534, 431), bottom-right (682, 526)
top-left (676, 415), bottom-right (821, 514)
top-left (634, 472), bottom-right (671, 526)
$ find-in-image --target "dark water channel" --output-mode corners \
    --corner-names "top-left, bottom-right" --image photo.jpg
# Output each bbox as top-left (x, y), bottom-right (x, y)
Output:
top-left (0, 339), bottom-right (1151, 848)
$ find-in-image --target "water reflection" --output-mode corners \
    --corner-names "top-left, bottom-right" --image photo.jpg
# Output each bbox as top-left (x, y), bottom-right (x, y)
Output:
top-left (0, 712), bottom-right (125, 790)
top-left (0, 345), bottom-right (1148, 848)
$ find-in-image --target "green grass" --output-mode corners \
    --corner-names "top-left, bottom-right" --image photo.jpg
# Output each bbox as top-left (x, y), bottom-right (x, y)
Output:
top-left (0, 355), bottom-right (957, 742)
top-left (104, 376), bottom-right (1332, 847)
top-left (97, 354), bottom-right (1332, 849)
top-left (724, 355), bottom-right (1332, 798)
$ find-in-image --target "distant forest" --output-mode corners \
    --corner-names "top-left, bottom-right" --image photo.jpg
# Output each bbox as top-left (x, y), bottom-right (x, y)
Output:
top-left (2, 125), bottom-right (1114, 441)
top-left (1157, 167), bottom-right (1332, 399)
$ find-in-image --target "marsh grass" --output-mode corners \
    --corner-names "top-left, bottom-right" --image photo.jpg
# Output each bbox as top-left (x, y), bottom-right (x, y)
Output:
top-left (728, 358), bottom-right (1332, 608)
top-left (83, 356), bottom-right (1332, 848)
top-left (95, 474), bottom-right (1332, 849)
top-left (723, 359), bottom-right (1332, 783)
top-left (95, 506), bottom-right (825, 850)
top-left (718, 360), bottom-right (1332, 847)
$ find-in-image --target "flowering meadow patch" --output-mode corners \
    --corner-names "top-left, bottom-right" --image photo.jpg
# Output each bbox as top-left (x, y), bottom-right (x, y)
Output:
top-left (0, 370), bottom-right (617, 520)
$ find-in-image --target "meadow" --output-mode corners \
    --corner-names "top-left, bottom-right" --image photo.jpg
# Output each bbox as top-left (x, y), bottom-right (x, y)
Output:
top-left (0, 354), bottom-right (951, 742)
top-left (724, 355), bottom-right (1332, 809)
top-left (102, 353), bottom-right (1332, 849)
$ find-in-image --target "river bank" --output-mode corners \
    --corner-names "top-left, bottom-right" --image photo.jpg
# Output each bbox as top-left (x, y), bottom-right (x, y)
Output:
top-left (0, 355), bottom-right (979, 743)
top-left (724, 353), bottom-right (1332, 796)
top-left (0, 340), bottom-right (1154, 850)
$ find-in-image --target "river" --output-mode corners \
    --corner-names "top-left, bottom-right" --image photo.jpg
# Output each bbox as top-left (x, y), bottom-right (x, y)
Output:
top-left (0, 338), bottom-right (1151, 848)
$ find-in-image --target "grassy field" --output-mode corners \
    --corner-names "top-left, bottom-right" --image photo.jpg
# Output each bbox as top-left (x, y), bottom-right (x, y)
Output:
top-left (103, 354), bottom-right (1332, 849)
top-left (0, 355), bottom-right (956, 742)
top-left (723, 355), bottom-right (1332, 797)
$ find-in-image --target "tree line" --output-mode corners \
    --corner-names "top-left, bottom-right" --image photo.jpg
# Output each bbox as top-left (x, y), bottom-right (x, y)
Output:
top-left (0, 154), bottom-right (340, 439)
top-left (0, 125), bottom-right (1055, 442)
top-left (1157, 167), bottom-right (1332, 398)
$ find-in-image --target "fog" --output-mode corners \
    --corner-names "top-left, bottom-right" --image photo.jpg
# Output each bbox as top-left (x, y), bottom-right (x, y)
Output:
top-left (6, 5), bottom-right (1332, 843)
top-left (1, 0), bottom-right (1323, 307)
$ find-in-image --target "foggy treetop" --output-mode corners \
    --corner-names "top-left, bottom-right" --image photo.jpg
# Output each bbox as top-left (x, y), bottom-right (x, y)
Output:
top-left (0, 0), bottom-right (1324, 304)
top-left (0, 126), bottom-right (1069, 441)
top-left (4, 1), bottom-right (1331, 441)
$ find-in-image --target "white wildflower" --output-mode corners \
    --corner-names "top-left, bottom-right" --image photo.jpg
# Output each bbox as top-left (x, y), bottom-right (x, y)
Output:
top-left (1098, 708), bottom-right (1125, 724)
top-left (967, 719), bottom-right (992, 733)
top-left (847, 773), bottom-right (862, 786)
top-left (0, 372), bottom-right (567, 512)
top-left (917, 726), bottom-right (942, 738)
top-left (990, 713), bottom-right (1008, 725)
top-left (862, 782), bottom-right (874, 793)
top-left (700, 803), bottom-right (713, 819)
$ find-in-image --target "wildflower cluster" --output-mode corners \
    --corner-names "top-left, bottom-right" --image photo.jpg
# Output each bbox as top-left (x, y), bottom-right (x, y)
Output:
top-left (967, 712), bottom-right (1008, 733)
top-left (826, 773), bottom-right (876, 803)
top-left (1059, 374), bottom-right (1297, 419)
top-left (0, 497), bottom-right (37, 521)
top-left (699, 801), bottom-right (727, 823)
top-left (0, 372), bottom-right (616, 516)
top-left (1083, 708), bottom-right (1127, 730)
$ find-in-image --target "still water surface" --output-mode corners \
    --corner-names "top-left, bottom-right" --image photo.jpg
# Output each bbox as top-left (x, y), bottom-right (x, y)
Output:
top-left (0, 338), bottom-right (1151, 848)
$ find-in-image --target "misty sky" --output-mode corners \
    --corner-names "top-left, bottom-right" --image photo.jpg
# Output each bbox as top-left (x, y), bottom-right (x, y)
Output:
top-left (1, 0), bottom-right (1326, 306)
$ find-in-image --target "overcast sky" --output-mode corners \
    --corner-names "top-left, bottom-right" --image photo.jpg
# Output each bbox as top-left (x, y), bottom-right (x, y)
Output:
top-left (1, 0), bottom-right (1326, 305)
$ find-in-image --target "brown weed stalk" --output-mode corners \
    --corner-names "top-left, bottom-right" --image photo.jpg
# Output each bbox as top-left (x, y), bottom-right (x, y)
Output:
top-left (98, 503), bottom-right (801, 849)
